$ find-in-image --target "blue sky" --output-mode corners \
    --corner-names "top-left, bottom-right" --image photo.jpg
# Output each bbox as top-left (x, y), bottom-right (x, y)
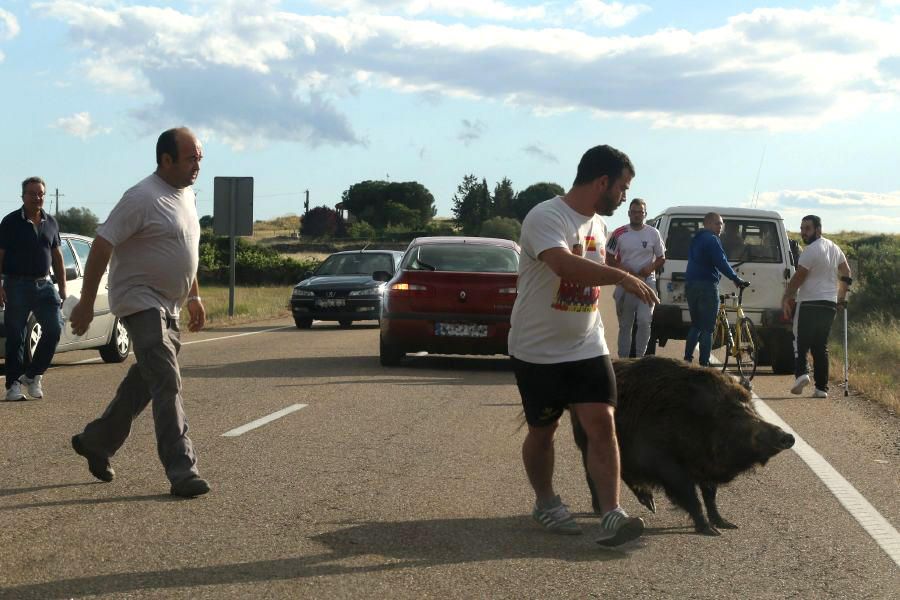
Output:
top-left (1, 0), bottom-right (899, 233)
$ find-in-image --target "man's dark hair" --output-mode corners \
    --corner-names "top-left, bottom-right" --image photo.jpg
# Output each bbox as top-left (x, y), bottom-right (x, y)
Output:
top-left (630, 198), bottom-right (647, 211)
top-left (21, 176), bottom-right (46, 196)
top-left (703, 212), bottom-right (722, 227)
top-left (573, 145), bottom-right (635, 187)
top-left (156, 128), bottom-right (188, 165)
top-left (802, 215), bottom-right (822, 230)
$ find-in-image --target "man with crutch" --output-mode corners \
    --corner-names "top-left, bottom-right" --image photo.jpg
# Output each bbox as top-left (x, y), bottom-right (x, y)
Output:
top-left (781, 215), bottom-right (852, 398)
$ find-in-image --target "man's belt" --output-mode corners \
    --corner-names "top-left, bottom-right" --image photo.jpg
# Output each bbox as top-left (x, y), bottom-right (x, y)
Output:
top-left (3, 274), bottom-right (50, 282)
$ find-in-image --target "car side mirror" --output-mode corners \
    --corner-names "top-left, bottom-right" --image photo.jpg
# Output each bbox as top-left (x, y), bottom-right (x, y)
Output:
top-left (65, 266), bottom-right (79, 281)
top-left (789, 239), bottom-right (800, 267)
top-left (372, 270), bottom-right (392, 282)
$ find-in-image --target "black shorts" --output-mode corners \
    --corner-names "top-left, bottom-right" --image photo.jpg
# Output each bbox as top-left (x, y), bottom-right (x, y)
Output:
top-left (511, 355), bottom-right (617, 427)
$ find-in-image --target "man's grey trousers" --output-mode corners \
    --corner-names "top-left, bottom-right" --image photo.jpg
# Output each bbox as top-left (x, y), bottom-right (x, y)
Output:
top-left (614, 278), bottom-right (656, 358)
top-left (80, 308), bottom-right (198, 484)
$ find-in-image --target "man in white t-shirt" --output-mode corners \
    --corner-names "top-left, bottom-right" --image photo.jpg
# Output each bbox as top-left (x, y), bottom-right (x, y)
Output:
top-left (509, 144), bottom-right (658, 546)
top-left (69, 127), bottom-right (210, 498)
top-left (605, 198), bottom-right (666, 358)
top-left (781, 215), bottom-right (851, 398)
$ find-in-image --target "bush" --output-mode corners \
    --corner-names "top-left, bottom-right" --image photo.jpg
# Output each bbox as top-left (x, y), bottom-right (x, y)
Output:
top-left (479, 216), bottom-right (521, 241)
top-left (198, 232), bottom-right (319, 285)
top-left (845, 235), bottom-right (899, 319)
top-left (348, 220), bottom-right (376, 240)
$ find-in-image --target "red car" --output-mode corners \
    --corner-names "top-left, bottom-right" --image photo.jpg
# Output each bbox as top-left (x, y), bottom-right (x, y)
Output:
top-left (379, 236), bottom-right (520, 366)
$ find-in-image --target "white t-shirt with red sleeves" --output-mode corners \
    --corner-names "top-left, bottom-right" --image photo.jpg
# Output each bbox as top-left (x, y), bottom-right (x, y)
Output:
top-left (508, 196), bottom-right (610, 364)
top-left (605, 224), bottom-right (665, 279)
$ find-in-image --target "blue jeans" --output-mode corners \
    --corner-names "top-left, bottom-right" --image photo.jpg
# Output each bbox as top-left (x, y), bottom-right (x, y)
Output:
top-left (3, 277), bottom-right (62, 388)
top-left (685, 280), bottom-right (719, 366)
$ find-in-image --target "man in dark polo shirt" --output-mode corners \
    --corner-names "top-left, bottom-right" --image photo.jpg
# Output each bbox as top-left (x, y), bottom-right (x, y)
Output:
top-left (0, 177), bottom-right (67, 401)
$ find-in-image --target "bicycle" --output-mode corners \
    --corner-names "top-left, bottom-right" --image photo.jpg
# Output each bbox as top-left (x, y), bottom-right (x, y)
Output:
top-left (714, 281), bottom-right (759, 382)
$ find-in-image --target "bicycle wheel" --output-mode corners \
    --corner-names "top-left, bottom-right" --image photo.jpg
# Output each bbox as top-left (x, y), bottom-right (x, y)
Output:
top-left (735, 317), bottom-right (759, 380)
top-left (712, 311), bottom-right (728, 350)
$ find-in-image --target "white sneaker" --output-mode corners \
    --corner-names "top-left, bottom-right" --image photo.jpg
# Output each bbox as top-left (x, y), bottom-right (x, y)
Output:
top-left (812, 389), bottom-right (828, 398)
top-left (19, 375), bottom-right (43, 399)
top-left (5, 381), bottom-right (26, 401)
top-left (790, 374), bottom-right (810, 395)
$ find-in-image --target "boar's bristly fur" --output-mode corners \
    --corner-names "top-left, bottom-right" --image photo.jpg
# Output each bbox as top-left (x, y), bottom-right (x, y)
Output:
top-left (571, 356), bottom-right (795, 536)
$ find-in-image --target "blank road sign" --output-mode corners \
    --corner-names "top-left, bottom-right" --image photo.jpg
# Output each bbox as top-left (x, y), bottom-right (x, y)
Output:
top-left (213, 177), bottom-right (254, 236)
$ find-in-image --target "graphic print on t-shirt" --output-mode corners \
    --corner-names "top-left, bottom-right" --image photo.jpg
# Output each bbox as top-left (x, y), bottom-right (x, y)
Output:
top-left (552, 238), bottom-right (601, 312)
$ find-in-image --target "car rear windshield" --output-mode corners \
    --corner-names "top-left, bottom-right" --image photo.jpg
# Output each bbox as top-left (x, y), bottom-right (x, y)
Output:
top-left (403, 244), bottom-right (519, 273)
top-left (665, 218), bottom-right (783, 263)
top-left (316, 253), bottom-right (395, 276)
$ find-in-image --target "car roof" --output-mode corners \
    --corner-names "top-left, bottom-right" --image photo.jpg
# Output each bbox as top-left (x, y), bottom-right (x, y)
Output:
top-left (60, 233), bottom-right (94, 242)
top-left (329, 249), bottom-right (404, 256)
top-left (408, 236), bottom-right (521, 251)
top-left (653, 206), bottom-right (783, 220)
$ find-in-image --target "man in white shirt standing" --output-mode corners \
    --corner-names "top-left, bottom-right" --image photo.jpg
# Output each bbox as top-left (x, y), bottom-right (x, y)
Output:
top-left (782, 215), bottom-right (851, 398)
top-left (508, 145), bottom-right (658, 546)
top-left (605, 198), bottom-right (666, 358)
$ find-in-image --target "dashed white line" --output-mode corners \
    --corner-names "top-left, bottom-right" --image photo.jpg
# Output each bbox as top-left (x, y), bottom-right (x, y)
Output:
top-left (222, 404), bottom-right (308, 437)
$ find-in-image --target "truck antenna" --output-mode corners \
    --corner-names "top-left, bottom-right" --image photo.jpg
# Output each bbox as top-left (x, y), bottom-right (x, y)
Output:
top-left (751, 145), bottom-right (766, 208)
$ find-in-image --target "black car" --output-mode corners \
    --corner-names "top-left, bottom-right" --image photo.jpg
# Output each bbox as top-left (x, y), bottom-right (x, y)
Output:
top-left (290, 250), bottom-right (404, 328)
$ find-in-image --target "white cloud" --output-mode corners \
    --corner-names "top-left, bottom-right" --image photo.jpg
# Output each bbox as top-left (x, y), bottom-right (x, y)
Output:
top-left (35, 1), bottom-right (900, 148)
top-left (0, 8), bottom-right (20, 61)
top-left (53, 112), bottom-right (111, 139)
top-left (754, 188), bottom-right (900, 231)
top-left (565, 0), bottom-right (650, 28)
top-left (316, 0), bottom-right (547, 21)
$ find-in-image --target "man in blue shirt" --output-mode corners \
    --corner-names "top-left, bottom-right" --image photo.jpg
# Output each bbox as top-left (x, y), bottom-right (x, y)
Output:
top-left (684, 212), bottom-right (748, 366)
top-left (0, 177), bottom-right (67, 401)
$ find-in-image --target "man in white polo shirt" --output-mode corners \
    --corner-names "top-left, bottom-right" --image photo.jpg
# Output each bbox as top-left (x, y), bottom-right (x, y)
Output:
top-left (782, 215), bottom-right (851, 398)
top-left (605, 198), bottom-right (666, 358)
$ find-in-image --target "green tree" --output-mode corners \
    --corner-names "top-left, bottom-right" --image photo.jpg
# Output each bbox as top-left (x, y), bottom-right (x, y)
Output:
top-left (513, 182), bottom-right (565, 221)
top-left (492, 177), bottom-right (516, 218)
top-left (480, 216), bottom-right (521, 241)
top-left (341, 180), bottom-right (436, 229)
top-left (199, 215), bottom-right (214, 229)
top-left (56, 207), bottom-right (99, 236)
top-left (301, 206), bottom-right (345, 238)
top-left (451, 175), bottom-right (491, 234)
top-left (347, 220), bottom-right (376, 240)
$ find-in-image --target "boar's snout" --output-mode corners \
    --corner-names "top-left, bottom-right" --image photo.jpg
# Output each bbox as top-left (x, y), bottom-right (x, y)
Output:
top-left (777, 431), bottom-right (795, 450)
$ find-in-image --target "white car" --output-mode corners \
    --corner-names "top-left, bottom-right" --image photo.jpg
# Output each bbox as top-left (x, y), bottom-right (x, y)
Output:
top-left (648, 206), bottom-right (799, 374)
top-left (0, 233), bottom-right (131, 364)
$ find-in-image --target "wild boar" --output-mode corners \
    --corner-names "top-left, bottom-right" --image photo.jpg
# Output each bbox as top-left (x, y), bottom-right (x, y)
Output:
top-left (571, 356), bottom-right (795, 536)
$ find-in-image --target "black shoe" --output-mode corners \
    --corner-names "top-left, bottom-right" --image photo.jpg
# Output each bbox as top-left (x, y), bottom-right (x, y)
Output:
top-left (170, 476), bottom-right (210, 498)
top-left (71, 435), bottom-right (115, 482)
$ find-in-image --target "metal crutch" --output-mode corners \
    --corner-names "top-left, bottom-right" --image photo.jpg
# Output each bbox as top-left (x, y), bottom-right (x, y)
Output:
top-left (842, 303), bottom-right (849, 397)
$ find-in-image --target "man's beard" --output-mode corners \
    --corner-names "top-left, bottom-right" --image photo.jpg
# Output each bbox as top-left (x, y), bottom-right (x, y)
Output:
top-left (802, 233), bottom-right (819, 245)
top-left (596, 190), bottom-right (620, 216)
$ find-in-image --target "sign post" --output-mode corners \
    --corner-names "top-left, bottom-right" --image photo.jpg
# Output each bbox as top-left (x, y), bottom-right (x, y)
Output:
top-left (213, 177), bottom-right (254, 316)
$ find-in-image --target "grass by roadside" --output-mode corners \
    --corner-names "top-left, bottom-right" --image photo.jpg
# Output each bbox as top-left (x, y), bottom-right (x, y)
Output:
top-left (179, 285), bottom-right (291, 329)
top-left (829, 313), bottom-right (898, 414)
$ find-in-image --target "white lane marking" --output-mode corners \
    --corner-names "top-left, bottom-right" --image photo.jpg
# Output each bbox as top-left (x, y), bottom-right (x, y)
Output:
top-left (222, 404), bottom-right (308, 437)
top-left (64, 326), bottom-right (294, 366)
top-left (751, 397), bottom-right (900, 568)
top-left (711, 351), bottom-right (900, 568)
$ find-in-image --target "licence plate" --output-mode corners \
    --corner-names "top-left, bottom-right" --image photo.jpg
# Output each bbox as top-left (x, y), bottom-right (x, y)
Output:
top-left (315, 298), bottom-right (346, 308)
top-left (435, 322), bottom-right (488, 337)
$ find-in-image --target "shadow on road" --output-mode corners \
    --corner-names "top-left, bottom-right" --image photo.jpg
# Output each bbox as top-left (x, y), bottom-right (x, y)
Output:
top-left (0, 493), bottom-right (178, 511)
top-left (0, 515), bottom-right (634, 599)
top-left (0, 482), bottom-right (96, 499)
top-left (181, 355), bottom-right (514, 383)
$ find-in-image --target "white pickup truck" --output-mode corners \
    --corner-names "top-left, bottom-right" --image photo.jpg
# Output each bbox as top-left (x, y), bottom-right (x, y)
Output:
top-left (647, 206), bottom-right (800, 373)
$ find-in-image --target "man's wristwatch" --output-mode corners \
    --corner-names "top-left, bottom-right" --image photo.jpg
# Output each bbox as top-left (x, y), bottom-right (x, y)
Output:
top-left (840, 276), bottom-right (853, 286)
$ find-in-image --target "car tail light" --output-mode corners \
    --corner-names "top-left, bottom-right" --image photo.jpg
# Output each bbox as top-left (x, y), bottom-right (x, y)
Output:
top-left (390, 282), bottom-right (428, 293)
top-left (498, 287), bottom-right (517, 295)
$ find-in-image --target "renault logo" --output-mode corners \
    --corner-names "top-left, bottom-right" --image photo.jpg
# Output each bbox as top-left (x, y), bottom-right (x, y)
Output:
top-left (458, 290), bottom-right (467, 301)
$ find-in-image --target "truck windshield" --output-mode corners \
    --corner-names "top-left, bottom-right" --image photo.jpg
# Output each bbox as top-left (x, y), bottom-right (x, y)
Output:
top-left (665, 218), bottom-right (783, 263)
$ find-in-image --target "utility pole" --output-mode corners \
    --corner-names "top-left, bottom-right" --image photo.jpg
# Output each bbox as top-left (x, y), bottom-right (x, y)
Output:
top-left (303, 189), bottom-right (309, 215)
top-left (53, 188), bottom-right (65, 216)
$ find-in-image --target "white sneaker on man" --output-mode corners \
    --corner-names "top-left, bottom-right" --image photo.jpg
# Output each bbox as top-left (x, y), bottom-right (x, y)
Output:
top-left (790, 374), bottom-right (810, 395)
top-left (5, 381), bottom-right (26, 401)
top-left (812, 389), bottom-right (828, 398)
top-left (18, 375), bottom-right (43, 399)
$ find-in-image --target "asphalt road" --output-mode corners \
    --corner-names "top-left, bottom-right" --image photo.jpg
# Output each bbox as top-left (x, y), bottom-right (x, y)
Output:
top-left (1, 294), bottom-right (897, 599)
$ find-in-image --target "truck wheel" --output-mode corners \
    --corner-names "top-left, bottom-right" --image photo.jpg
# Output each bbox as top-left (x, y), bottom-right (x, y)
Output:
top-left (769, 332), bottom-right (795, 374)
